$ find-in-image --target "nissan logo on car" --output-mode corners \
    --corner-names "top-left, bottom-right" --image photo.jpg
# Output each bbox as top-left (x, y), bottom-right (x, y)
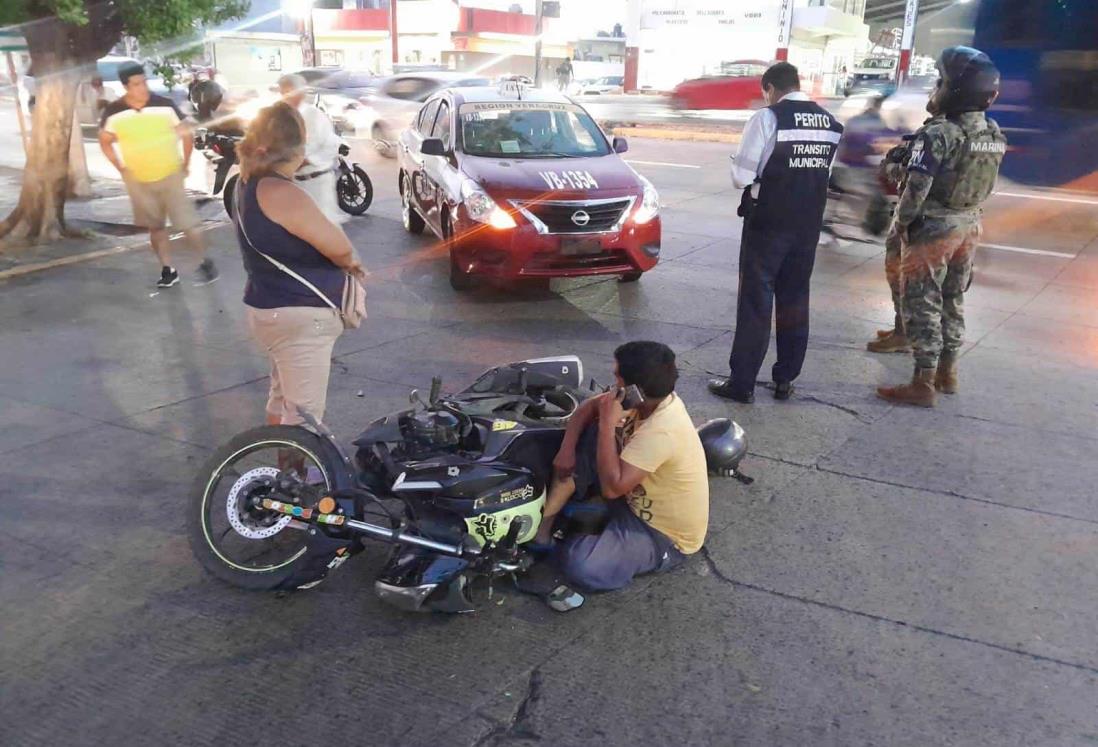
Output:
top-left (571, 210), bottom-right (591, 227)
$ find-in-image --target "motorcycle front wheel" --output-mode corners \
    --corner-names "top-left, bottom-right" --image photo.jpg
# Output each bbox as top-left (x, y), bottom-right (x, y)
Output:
top-left (188, 425), bottom-right (351, 591)
top-left (337, 165), bottom-right (374, 215)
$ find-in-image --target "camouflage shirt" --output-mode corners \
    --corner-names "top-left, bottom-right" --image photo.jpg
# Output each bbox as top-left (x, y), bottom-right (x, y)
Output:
top-left (880, 115), bottom-right (944, 192)
top-left (895, 111), bottom-right (1007, 228)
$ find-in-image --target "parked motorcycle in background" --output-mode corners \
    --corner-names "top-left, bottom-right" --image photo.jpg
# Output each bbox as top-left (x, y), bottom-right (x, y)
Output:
top-left (195, 131), bottom-right (373, 219)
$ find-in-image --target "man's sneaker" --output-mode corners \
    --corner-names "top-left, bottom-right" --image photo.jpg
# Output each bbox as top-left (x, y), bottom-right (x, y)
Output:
top-left (157, 267), bottom-right (180, 288)
top-left (193, 258), bottom-right (220, 286)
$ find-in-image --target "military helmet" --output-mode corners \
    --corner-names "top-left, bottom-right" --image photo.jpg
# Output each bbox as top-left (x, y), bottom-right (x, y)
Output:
top-left (935, 46), bottom-right (1000, 114)
top-left (697, 418), bottom-right (747, 477)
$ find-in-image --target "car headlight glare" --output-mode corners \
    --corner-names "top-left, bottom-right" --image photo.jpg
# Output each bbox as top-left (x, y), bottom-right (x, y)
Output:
top-left (633, 179), bottom-right (660, 224)
top-left (462, 181), bottom-right (516, 229)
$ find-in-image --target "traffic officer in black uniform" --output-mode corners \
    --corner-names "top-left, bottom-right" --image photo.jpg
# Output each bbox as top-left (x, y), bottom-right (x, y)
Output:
top-left (709, 62), bottom-right (844, 403)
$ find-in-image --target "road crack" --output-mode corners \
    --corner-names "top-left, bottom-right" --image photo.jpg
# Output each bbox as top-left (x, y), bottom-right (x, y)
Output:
top-left (698, 547), bottom-right (1098, 675)
top-left (469, 668), bottom-right (543, 746)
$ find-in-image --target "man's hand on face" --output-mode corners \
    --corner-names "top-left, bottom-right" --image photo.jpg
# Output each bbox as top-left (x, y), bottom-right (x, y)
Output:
top-left (598, 388), bottom-right (626, 428)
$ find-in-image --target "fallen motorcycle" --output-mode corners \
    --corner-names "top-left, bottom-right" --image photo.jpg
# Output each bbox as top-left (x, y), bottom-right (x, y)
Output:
top-left (189, 356), bottom-right (748, 612)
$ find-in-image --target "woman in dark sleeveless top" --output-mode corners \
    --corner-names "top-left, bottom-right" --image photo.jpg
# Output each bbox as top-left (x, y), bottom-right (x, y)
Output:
top-left (235, 101), bottom-right (367, 426)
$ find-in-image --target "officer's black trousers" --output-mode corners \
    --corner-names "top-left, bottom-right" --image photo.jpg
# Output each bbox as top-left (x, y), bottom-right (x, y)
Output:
top-left (728, 225), bottom-right (818, 393)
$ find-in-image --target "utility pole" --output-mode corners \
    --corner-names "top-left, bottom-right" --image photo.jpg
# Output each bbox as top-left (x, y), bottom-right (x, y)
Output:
top-left (775, 0), bottom-right (794, 62)
top-left (533, 0), bottom-right (544, 87)
top-left (390, 0), bottom-right (399, 68)
top-left (305, 8), bottom-right (317, 68)
top-left (897, 0), bottom-right (920, 84)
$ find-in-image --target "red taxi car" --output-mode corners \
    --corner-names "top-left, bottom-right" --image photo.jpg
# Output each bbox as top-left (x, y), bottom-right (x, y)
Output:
top-left (397, 85), bottom-right (661, 289)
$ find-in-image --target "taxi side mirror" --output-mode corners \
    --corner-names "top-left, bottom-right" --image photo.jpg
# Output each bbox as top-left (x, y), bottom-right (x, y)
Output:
top-left (612, 136), bottom-right (629, 154)
top-left (421, 138), bottom-right (447, 157)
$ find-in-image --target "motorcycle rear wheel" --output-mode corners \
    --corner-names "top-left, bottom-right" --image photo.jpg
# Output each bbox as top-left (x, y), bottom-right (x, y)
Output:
top-left (188, 425), bottom-right (351, 591)
top-left (337, 165), bottom-right (373, 215)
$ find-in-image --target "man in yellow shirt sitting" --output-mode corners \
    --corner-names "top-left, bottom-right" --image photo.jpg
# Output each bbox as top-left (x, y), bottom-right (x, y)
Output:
top-left (535, 341), bottom-right (710, 591)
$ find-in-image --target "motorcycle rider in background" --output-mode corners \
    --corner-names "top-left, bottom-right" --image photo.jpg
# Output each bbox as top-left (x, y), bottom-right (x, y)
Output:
top-left (278, 74), bottom-right (344, 224)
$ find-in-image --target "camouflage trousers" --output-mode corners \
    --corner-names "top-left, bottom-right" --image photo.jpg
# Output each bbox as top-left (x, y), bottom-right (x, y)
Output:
top-left (884, 221), bottom-right (903, 332)
top-left (900, 217), bottom-right (980, 370)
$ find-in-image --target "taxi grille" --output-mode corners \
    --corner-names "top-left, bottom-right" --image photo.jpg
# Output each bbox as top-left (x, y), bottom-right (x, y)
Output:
top-left (517, 198), bottom-right (633, 235)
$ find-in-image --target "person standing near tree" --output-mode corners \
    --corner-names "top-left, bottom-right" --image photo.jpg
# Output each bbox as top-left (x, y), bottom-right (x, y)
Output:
top-left (99, 62), bottom-right (218, 288)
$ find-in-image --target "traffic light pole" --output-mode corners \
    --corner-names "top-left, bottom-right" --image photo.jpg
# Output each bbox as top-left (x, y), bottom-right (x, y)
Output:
top-left (897, 0), bottom-right (920, 84)
top-left (533, 0), bottom-right (544, 87)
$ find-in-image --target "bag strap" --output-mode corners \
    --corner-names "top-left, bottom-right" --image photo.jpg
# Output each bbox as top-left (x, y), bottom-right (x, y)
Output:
top-left (235, 180), bottom-right (340, 313)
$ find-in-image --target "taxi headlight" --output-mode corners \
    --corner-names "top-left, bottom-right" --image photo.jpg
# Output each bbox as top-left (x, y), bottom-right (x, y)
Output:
top-left (462, 181), bottom-right (517, 229)
top-left (634, 179), bottom-right (660, 224)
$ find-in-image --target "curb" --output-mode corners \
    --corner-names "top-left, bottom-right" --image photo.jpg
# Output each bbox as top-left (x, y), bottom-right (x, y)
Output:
top-left (0, 221), bottom-right (225, 282)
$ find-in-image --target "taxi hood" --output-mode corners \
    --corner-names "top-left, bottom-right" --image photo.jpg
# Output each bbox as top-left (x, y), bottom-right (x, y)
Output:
top-left (460, 154), bottom-right (643, 199)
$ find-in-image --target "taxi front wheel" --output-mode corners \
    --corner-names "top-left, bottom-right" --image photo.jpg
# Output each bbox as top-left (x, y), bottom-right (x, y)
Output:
top-left (450, 252), bottom-right (475, 291)
top-left (620, 272), bottom-right (642, 283)
top-left (401, 174), bottom-right (425, 235)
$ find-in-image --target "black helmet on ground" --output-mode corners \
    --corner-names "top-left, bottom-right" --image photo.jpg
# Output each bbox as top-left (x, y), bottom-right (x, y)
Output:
top-left (697, 418), bottom-right (747, 477)
top-left (932, 46), bottom-right (1000, 115)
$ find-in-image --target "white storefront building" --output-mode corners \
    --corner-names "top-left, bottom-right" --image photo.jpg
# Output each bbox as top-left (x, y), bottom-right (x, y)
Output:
top-left (628, 0), bottom-right (869, 94)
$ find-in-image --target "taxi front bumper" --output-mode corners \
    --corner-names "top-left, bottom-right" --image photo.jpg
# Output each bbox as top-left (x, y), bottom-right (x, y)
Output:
top-left (451, 207), bottom-right (661, 279)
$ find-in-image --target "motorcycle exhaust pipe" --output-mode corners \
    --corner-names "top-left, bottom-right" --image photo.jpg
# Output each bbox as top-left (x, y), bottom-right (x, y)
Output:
top-left (343, 518), bottom-right (479, 558)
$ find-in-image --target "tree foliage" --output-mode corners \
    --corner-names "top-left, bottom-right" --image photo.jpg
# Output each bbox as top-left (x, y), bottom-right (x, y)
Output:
top-left (1, 1), bottom-right (249, 54)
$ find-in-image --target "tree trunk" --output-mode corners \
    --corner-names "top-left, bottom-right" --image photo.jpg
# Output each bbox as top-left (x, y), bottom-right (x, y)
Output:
top-left (0, 8), bottom-right (121, 250)
top-left (68, 105), bottom-right (93, 199)
top-left (0, 68), bottom-right (81, 246)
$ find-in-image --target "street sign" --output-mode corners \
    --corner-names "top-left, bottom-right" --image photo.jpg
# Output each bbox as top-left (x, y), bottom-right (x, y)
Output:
top-left (0, 32), bottom-right (28, 52)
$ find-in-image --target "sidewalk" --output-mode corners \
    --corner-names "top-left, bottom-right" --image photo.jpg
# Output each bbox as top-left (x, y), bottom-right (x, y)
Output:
top-left (0, 164), bottom-right (226, 278)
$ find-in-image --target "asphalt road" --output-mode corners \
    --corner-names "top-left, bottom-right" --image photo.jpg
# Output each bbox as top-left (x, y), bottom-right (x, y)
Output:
top-left (2, 139), bottom-right (1098, 746)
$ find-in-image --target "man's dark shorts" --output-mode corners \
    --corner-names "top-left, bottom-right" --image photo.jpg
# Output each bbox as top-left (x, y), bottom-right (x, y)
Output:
top-left (556, 425), bottom-right (686, 591)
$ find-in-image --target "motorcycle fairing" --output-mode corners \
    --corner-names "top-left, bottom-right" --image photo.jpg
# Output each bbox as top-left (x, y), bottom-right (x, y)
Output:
top-left (463, 491), bottom-right (545, 547)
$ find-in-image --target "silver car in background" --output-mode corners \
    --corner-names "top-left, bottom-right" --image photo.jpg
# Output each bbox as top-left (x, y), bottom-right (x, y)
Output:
top-left (357, 71), bottom-right (490, 156)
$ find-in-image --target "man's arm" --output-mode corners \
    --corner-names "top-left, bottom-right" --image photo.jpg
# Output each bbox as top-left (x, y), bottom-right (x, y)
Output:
top-left (594, 392), bottom-right (650, 498)
top-left (730, 109), bottom-right (775, 189)
top-left (179, 125), bottom-right (194, 170)
top-left (894, 129), bottom-right (945, 230)
top-left (551, 393), bottom-right (604, 477)
top-left (98, 130), bottom-right (126, 176)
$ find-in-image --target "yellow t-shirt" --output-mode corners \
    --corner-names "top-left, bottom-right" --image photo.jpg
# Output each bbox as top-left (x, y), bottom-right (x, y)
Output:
top-left (620, 394), bottom-right (710, 554)
top-left (101, 94), bottom-right (184, 183)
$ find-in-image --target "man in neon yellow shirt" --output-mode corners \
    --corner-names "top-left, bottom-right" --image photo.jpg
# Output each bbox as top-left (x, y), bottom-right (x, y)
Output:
top-left (99, 63), bottom-right (218, 288)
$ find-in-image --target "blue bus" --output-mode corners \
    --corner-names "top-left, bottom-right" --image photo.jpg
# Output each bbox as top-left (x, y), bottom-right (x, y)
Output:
top-left (974, 0), bottom-right (1098, 190)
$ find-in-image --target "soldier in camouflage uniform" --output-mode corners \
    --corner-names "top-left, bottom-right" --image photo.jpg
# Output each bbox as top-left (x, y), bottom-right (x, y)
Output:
top-left (866, 107), bottom-right (944, 354)
top-left (877, 47), bottom-right (1007, 407)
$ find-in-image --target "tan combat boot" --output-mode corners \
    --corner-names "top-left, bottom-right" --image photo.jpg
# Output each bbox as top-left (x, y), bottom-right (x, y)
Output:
top-left (867, 331), bottom-right (911, 353)
top-left (877, 367), bottom-right (937, 407)
top-left (935, 352), bottom-right (958, 394)
top-left (876, 328), bottom-right (896, 339)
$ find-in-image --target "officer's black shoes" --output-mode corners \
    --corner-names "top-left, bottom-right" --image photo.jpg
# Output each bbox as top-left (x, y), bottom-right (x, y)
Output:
top-left (773, 381), bottom-right (795, 401)
top-left (708, 378), bottom-right (755, 404)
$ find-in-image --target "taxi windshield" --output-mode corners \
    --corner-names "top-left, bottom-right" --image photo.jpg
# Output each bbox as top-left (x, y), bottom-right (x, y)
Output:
top-left (460, 103), bottom-right (610, 158)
